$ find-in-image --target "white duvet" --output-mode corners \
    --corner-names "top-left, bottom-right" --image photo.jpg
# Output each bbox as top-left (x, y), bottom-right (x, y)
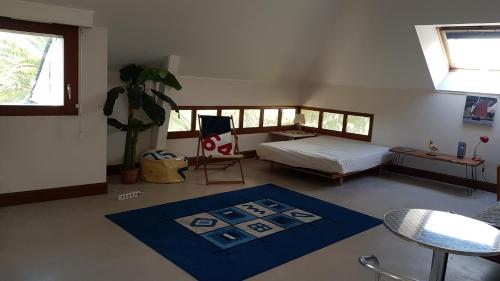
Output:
top-left (257, 136), bottom-right (392, 174)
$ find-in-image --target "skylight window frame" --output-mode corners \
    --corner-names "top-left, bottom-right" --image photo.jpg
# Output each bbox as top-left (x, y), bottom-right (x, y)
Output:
top-left (438, 26), bottom-right (500, 72)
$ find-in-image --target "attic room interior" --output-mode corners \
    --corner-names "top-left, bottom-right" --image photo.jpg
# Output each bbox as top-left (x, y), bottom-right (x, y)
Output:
top-left (2, 0), bottom-right (500, 280)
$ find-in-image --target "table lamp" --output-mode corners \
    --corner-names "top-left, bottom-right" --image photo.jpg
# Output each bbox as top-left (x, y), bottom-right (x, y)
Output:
top-left (473, 135), bottom-right (489, 161)
top-left (293, 114), bottom-right (306, 130)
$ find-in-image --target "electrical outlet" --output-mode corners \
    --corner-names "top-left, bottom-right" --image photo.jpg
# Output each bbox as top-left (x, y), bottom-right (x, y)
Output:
top-left (118, 191), bottom-right (143, 201)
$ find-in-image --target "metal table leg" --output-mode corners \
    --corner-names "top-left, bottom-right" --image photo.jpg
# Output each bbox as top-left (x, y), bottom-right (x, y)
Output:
top-left (465, 165), bottom-right (473, 196)
top-left (429, 250), bottom-right (448, 281)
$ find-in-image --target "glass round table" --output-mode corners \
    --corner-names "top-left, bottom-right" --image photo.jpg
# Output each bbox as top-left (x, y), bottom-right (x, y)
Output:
top-left (384, 209), bottom-right (500, 281)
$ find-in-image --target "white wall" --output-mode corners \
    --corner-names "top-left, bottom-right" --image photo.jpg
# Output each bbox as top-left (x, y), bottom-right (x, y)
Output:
top-left (0, 27), bottom-right (108, 194)
top-left (302, 0), bottom-right (500, 183)
top-left (107, 75), bottom-right (300, 164)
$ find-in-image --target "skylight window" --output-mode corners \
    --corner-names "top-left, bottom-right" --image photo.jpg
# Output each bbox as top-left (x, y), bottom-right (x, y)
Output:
top-left (440, 27), bottom-right (500, 71)
top-left (416, 24), bottom-right (500, 95)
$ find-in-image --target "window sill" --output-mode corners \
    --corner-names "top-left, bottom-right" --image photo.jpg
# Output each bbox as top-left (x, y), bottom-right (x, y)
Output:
top-left (436, 70), bottom-right (500, 95)
top-left (0, 105), bottom-right (78, 116)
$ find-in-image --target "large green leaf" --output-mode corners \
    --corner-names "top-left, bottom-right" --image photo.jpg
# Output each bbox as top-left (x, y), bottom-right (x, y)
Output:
top-left (135, 68), bottom-right (161, 85)
top-left (142, 93), bottom-right (166, 126)
top-left (107, 118), bottom-right (128, 131)
top-left (161, 71), bottom-right (182, 90)
top-left (136, 68), bottom-right (182, 90)
top-left (120, 64), bottom-right (143, 84)
top-left (103, 86), bottom-right (125, 116)
top-left (127, 86), bottom-right (143, 109)
top-left (150, 89), bottom-right (179, 113)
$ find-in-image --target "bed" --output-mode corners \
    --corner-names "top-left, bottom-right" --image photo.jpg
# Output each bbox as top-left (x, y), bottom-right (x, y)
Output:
top-left (257, 136), bottom-right (392, 184)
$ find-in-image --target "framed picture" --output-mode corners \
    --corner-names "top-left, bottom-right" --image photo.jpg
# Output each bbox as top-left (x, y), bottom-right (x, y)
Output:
top-left (463, 95), bottom-right (497, 126)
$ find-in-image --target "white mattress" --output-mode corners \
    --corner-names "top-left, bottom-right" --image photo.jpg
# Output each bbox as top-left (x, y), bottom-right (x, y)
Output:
top-left (257, 136), bottom-right (392, 174)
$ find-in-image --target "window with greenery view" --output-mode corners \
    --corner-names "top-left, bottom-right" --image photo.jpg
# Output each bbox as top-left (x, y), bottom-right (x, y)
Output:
top-left (346, 115), bottom-right (370, 135)
top-left (301, 109), bottom-right (320, 128)
top-left (281, 108), bottom-right (296, 125)
top-left (196, 109), bottom-right (218, 130)
top-left (243, 109), bottom-right (261, 128)
top-left (168, 110), bottom-right (192, 132)
top-left (166, 106), bottom-right (373, 141)
top-left (0, 30), bottom-right (64, 106)
top-left (263, 109), bottom-right (279, 127)
top-left (221, 109), bottom-right (240, 128)
top-left (322, 112), bottom-right (343, 131)
top-left (0, 17), bottom-right (78, 116)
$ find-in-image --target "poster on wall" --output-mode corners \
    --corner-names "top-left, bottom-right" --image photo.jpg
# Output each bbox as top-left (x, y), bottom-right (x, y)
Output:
top-left (463, 95), bottom-right (497, 126)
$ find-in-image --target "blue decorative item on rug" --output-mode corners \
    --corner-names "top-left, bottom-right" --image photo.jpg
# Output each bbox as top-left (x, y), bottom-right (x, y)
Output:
top-left (106, 184), bottom-right (381, 281)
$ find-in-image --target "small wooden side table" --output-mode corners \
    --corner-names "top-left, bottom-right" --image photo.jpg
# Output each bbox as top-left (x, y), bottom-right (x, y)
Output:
top-left (270, 130), bottom-right (318, 140)
top-left (390, 147), bottom-right (484, 195)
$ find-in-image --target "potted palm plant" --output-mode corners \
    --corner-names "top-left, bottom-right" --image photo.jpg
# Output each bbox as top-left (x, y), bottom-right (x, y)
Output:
top-left (103, 64), bottom-right (182, 184)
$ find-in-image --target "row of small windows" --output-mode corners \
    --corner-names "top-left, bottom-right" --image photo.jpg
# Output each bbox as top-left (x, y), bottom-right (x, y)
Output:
top-left (300, 109), bottom-right (370, 136)
top-left (168, 108), bottom-right (297, 132)
top-left (168, 107), bottom-right (371, 136)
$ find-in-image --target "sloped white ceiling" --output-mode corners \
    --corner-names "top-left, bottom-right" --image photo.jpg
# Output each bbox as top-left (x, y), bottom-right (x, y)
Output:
top-left (28, 0), bottom-right (341, 82)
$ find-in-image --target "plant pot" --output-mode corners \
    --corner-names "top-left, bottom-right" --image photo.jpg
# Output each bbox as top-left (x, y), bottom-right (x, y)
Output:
top-left (121, 168), bottom-right (140, 184)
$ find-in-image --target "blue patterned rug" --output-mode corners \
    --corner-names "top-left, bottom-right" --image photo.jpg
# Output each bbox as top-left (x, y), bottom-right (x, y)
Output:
top-left (106, 184), bottom-right (381, 281)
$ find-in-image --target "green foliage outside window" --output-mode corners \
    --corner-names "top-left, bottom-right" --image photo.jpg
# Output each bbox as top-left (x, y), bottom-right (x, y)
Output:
top-left (322, 112), bottom-right (343, 131)
top-left (243, 109), bottom-right (260, 128)
top-left (301, 109), bottom-right (319, 128)
top-left (281, 108), bottom-right (296, 125)
top-left (0, 32), bottom-right (50, 104)
top-left (221, 109), bottom-right (240, 128)
top-left (263, 109), bottom-right (279, 127)
top-left (168, 110), bottom-right (192, 132)
top-left (346, 115), bottom-right (370, 135)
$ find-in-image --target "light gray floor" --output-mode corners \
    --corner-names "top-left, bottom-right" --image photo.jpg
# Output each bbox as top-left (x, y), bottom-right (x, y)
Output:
top-left (1, 159), bottom-right (500, 281)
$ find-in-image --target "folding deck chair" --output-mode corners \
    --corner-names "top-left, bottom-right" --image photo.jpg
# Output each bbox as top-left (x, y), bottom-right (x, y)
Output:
top-left (195, 115), bottom-right (245, 185)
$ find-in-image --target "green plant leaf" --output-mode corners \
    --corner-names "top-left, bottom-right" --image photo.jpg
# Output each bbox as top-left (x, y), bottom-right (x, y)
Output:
top-left (142, 93), bottom-right (166, 126)
top-left (150, 89), bottom-right (179, 113)
top-left (135, 68), bottom-right (158, 85)
top-left (127, 86), bottom-right (143, 109)
top-left (120, 64), bottom-right (143, 84)
top-left (107, 118), bottom-right (128, 131)
top-left (135, 68), bottom-right (182, 90)
top-left (103, 86), bottom-right (125, 116)
top-left (161, 71), bottom-right (182, 90)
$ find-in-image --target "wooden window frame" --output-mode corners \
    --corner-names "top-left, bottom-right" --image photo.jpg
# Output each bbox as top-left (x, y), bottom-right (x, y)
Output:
top-left (167, 105), bottom-right (373, 142)
top-left (438, 26), bottom-right (500, 71)
top-left (0, 17), bottom-right (79, 116)
top-left (300, 106), bottom-right (374, 142)
top-left (167, 105), bottom-right (298, 139)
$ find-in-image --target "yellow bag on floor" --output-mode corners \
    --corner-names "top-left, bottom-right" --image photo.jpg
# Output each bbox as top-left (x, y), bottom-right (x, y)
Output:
top-left (140, 150), bottom-right (188, 183)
